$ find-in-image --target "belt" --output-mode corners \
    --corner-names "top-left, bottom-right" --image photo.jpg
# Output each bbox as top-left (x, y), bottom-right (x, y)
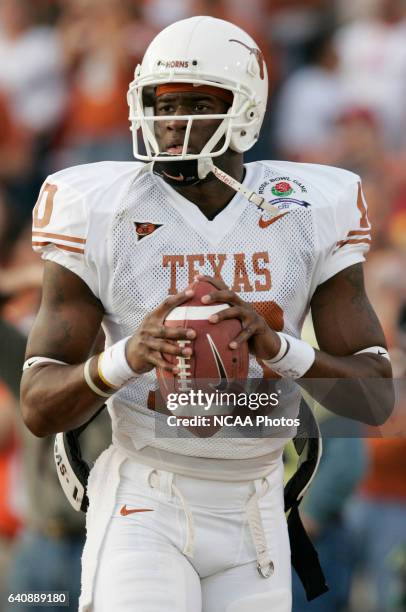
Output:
top-left (148, 470), bottom-right (274, 578)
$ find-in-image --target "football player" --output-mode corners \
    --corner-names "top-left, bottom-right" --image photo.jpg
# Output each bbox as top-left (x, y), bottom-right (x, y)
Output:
top-left (21, 16), bottom-right (392, 612)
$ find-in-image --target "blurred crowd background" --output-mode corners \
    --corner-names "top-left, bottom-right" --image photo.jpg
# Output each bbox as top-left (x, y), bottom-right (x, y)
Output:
top-left (0, 0), bottom-right (405, 610)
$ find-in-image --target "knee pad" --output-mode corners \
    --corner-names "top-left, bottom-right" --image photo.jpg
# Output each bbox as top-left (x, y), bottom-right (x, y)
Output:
top-left (226, 589), bottom-right (292, 612)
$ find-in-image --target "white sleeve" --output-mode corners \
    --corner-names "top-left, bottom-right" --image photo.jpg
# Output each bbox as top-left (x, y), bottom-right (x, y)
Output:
top-left (316, 179), bottom-right (371, 286)
top-left (32, 175), bottom-right (99, 297)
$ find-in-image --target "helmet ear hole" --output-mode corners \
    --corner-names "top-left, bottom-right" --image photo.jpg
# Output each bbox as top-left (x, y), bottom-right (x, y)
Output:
top-left (142, 86), bottom-right (155, 107)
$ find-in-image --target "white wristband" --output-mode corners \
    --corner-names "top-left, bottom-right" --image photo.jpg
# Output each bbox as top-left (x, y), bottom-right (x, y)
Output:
top-left (354, 346), bottom-right (391, 361)
top-left (264, 334), bottom-right (289, 363)
top-left (98, 336), bottom-right (137, 389)
top-left (262, 332), bottom-right (316, 378)
top-left (84, 358), bottom-right (112, 398)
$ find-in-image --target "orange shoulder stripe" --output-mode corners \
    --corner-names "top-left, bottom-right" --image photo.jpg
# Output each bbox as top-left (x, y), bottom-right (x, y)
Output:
top-left (32, 241), bottom-right (85, 254)
top-left (347, 229), bottom-right (371, 236)
top-left (32, 231), bottom-right (86, 244)
top-left (335, 238), bottom-right (371, 249)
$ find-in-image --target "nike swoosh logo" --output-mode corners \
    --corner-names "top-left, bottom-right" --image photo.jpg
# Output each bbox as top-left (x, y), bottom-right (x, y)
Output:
top-left (206, 334), bottom-right (229, 391)
top-left (259, 212), bottom-right (290, 228)
top-left (162, 171), bottom-right (185, 182)
top-left (120, 505), bottom-right (154, 516)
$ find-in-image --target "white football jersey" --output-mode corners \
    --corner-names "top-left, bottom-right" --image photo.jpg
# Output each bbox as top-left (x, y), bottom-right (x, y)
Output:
top-left (32, 160), bottom-right (371, 479)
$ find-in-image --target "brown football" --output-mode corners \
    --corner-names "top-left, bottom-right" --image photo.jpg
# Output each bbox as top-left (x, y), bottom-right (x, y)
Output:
top-left (156, 279), bottom-right (249, 399)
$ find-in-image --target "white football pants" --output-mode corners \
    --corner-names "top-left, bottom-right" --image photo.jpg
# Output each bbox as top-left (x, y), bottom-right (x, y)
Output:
top-left (92, 458), bottom-right (292, 612)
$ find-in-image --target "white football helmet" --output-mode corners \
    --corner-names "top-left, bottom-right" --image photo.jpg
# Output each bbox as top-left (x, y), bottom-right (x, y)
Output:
top-left (127, 16), bottom-right (268, 162)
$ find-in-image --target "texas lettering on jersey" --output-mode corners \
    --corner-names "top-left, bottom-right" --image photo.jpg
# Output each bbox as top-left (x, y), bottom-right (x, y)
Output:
top-left (163, 252), bottom-right (271, 295)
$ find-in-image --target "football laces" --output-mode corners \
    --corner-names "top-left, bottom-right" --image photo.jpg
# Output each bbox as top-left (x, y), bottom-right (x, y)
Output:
top-left (176, 339), bottom-right (192, 391)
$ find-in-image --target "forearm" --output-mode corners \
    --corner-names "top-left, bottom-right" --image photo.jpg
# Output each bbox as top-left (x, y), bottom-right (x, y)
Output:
top-left (300, 351), bottom-right (394, 426)
top-left (306, 349), bottom-right (392, 378)
top-left (20, 358), bottom-right (109, 437)
top-left (262, 331), bottom-right (394, 425)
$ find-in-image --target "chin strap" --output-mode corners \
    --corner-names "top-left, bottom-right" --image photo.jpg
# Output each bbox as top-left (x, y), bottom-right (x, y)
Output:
top-left (198, 158), bottom-right (280, 217)
top-left (149, 156), bottom-right (280, 217)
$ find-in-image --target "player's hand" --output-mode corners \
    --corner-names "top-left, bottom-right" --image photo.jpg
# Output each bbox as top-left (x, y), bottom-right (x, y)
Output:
top-left (196, 275), bottom-right (281, 360)
top-left (125, 289), bottom-right (196, 374)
